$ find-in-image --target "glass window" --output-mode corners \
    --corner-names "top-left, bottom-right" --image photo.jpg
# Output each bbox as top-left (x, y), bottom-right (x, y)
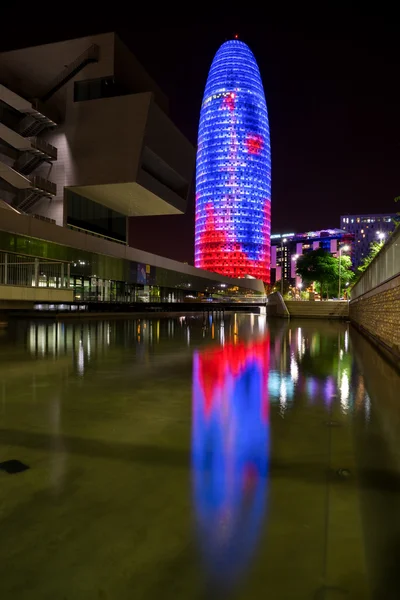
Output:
top-left (74, 77), bottom-right (129, 102)
top-left (66, 190), bottom-right (126, 243)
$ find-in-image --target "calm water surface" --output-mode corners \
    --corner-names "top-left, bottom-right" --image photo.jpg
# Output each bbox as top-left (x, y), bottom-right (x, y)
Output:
top-left (0, 314), bottom-right (399, 599)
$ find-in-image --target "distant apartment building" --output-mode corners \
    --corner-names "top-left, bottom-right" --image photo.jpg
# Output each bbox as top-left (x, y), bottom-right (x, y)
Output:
top-left (0, 33), bottom-right (264, 308)
top-left (270, 228), bottom-right (354, 287)
top-left (340, 213), bottom-right (399, 268)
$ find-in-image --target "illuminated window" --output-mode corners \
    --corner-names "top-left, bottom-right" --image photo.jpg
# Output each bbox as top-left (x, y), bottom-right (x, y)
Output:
top-left (361, 229), bottom-right (364, 233)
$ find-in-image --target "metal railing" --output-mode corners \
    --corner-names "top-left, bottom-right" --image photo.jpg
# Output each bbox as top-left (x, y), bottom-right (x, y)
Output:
top-left (351, 225), bottom-right (400, 300)
top-left (0, 251), bottom-right (70, 289)
top-left (29, 136), bottom-right (58, 160)
top-left (28, 174), bottom-right (56, 196)
top-left (67, 224), bottom-right (127, 245)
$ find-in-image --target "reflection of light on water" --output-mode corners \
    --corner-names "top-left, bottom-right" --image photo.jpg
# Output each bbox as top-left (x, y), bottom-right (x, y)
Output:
top-left (307, 377), bottom-right (317, 399)
top-left (340, 370), bottom-right (350, 413)
top-left (78, 339), bottom-right (84, 375)
top-left (324, 377), bottom-right (335, 406)
top-left (268, 372), bottom-right (294, 405)
top-left (187, 327), bottom-right (191, 347)
top-left (365, 393), bottom-right (371, 422)
top-left (192, 336), bottom-right (270, 593)
top-left (258, 315), bottom-right (265, 333)
top-left (297, 327), bottom-right (302, 354)
top-left (220, 324), bottom-right (225, 346)
top-left (355, 375), bottom-right (365, 411)
top-left (344, 330), bottom-right (349, 352)
top-left (340, 349), bottom-right (344, 360)
top-left (279, 379), bottom-right (287, 418)
top-left (268, 372), bottom-right (280, 398)
top-left (290, 354), bottom-right (299, 383)
top-left (233, 313), bottom-right (238, 342)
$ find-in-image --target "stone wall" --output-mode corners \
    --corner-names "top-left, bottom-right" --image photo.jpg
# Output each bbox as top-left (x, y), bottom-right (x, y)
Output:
top-left (349, 273), bottom-right (400, 362)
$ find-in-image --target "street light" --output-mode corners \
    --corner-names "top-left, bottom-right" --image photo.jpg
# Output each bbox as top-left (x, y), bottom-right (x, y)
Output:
top-left (338, 244), bottom-right (350, 299)
top-left (280, 238), bottom-right (288, 295)
top-left (377, 231), bottom-right (386, 241)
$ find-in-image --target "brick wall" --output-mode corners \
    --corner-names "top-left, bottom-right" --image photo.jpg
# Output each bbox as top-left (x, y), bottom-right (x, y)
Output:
top-left (349, 274), bottom-right (400, 359)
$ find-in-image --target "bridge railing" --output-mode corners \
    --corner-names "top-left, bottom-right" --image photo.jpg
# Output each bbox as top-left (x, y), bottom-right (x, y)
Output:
top-left (351, 225), bottom-right (400, 300)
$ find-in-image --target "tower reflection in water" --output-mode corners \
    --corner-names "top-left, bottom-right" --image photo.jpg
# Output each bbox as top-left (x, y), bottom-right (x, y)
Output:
top-left (192, 334), bottom-right (270, 592)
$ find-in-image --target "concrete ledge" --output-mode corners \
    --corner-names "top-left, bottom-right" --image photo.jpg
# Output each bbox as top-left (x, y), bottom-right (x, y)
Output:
top-left (285, 300), bottom-right (349, 319)
top-left (350, 272), bottom-right (400, 304)
top-left (267, 292), bottom-right (290, 318)
top-left (0, 285), bottom-right (74, 305)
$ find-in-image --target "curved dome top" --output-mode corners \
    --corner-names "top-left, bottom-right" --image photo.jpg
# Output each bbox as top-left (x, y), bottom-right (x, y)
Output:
top-left (203, 39), bottom-right (265, 100)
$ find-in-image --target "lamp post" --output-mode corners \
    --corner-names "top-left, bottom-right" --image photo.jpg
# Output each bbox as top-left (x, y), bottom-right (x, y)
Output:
top-left (338, 244), bottom-right (350, 299)
top-left (292, 254), bottom-right (299, 296)
top-left (377, 231), bottom-right (386, 242)
top-left (280, 237), bottom-right (287, 295)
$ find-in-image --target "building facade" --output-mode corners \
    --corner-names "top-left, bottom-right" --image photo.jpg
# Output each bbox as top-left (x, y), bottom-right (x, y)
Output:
top-left (341, 213), bottom-right (399, 268)
top-left (270, 229), bottom-right (354, 288)
top-left (0, 32), bottom-right (193, 233)
top-left (0, 33), bottom-right (265, 308)
top-left (195, 39), bottom-right (271, 283)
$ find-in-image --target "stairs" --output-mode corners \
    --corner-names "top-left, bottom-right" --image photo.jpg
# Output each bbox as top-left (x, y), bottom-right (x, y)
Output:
top-left (13, 175), bottom-right (56, 212)
top-left (13, 137), bottom-right (57, 175)
top-left (285, 300), bottom-right (349, 319)
top-left (41, 44), bottom-right (99, 102)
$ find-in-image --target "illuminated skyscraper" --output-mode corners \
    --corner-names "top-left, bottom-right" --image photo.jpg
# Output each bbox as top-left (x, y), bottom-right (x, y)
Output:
top-left (195, 39), bottom-right (271, 282)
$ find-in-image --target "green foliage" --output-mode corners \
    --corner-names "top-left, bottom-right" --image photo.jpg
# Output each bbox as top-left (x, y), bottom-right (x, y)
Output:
top-left (271, 279), bottom-right (291, 295)
top-left (296, 249), bottom-right (354, 299)
top-left (357, 240), bottom-right (384, 274)
top-left (296, 249), bottom-right (337, 298)
top-left (332, 254), bottom-right (355, 297)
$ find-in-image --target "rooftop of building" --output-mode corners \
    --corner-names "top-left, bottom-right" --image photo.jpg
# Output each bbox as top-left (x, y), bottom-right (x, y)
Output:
top-left (271, 228), bottom-right (350, 241)
top-left (0, 31), bottom-right (169, 114)
top-left (340, 212), bottom-right (398, 217)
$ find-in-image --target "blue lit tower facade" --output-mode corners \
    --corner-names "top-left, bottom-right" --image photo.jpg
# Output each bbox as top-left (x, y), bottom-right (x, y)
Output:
top-left (195, 39), bottom-right (271, 283)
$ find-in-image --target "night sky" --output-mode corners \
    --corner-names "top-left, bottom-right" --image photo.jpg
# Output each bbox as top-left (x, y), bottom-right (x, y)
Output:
top-left (1, 18), bottom-right (399, 264)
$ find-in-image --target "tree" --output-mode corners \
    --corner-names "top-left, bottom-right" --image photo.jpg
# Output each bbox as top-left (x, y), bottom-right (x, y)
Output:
top-left (296, 249), bottom-right (337, 299)
top-left (330, 254), bottom-right (355, 297)
top-left (271, 279), bottom-right (291, 296)
top-left (357, 240), bottom-right (384, 274)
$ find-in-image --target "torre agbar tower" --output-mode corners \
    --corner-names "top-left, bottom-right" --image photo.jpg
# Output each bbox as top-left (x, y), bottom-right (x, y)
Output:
top-left (195, 39), bottom-right (271, 283)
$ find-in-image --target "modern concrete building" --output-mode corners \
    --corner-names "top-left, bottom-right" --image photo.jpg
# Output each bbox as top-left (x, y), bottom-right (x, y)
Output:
top-left (0, 33), bottom-right (264, 309)
top-left (340, 213), bottom-right (399, 268)
top-left (0, 32), bottom-right (193, 230)
top-left (270, 228), bottom-right (354, 288)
